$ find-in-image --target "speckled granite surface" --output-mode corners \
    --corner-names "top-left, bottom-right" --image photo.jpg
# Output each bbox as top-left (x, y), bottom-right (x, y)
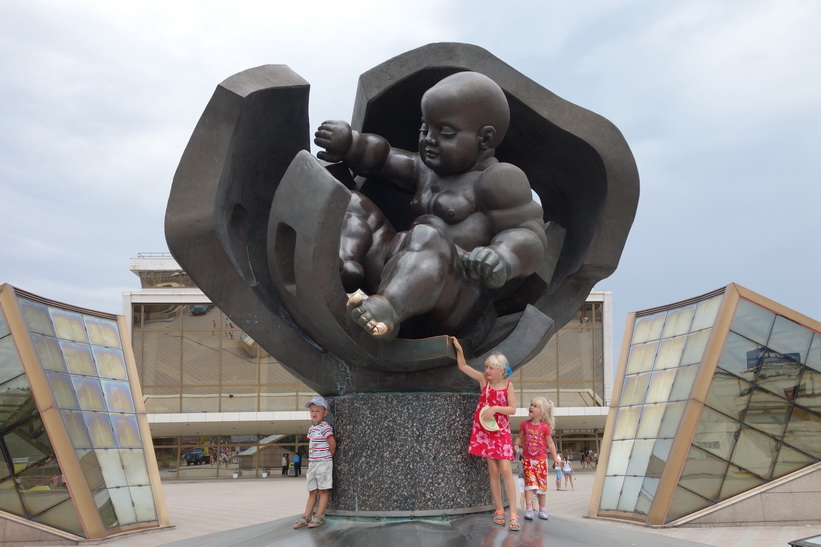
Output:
top-left (326, 392), bottom-right (496, 515)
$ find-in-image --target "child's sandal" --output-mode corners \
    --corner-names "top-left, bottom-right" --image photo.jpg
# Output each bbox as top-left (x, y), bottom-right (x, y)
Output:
top-left (538, 509), bottom-right (548, 520)
top-left (307, 514), bottom-right (326, 528)
top-left (293, 515), bottom-right (311, 529)
top-left (508, 516), bottom-right (521, 531)
top-left (524, 509), bottom-right (534, 520)
top-left (493, 510), bottom-right (505, 525)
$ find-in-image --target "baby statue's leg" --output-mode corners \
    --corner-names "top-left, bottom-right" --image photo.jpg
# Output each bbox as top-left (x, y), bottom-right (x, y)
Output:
top-left (346, 223), bottom-right (468, 340)
top-left (339, 192), bottom-right (396, 294)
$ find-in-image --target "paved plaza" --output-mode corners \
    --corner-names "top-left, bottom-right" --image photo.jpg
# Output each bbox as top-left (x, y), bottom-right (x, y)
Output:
top-left (99, 468), bottom-right (818, 546)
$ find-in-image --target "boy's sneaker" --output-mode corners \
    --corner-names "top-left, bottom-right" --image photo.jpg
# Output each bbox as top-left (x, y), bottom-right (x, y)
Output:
top-left (524, 509), bottom-right (534, 520)
top-left (538, 509), bottom-right (548, 520)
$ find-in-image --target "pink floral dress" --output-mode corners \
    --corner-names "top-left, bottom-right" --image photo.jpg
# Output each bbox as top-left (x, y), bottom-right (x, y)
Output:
top-left (468, 381), bottom-right (514, 460)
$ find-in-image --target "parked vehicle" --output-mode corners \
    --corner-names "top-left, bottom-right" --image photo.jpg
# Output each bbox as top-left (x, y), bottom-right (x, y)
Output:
top-left (183, 448), bottom-right (211, 466)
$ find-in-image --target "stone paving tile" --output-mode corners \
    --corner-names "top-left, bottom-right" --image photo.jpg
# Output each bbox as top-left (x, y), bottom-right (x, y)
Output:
top-left (97, 470), bottom-right (820, 546)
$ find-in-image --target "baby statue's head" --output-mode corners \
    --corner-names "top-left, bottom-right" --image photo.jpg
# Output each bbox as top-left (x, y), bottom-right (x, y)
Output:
top-left (419, 72), bottom-right (510, 175)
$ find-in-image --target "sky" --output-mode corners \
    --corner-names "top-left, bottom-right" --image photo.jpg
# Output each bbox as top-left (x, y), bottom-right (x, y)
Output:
top-left (2, 0), bottom-right (820, 359)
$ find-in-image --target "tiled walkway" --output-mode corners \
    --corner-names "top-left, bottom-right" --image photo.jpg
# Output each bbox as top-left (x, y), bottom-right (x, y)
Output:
top-left (104, 469), bottom-right (819, 546)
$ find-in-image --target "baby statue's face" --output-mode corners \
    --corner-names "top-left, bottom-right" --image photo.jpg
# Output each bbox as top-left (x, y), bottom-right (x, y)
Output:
top-left (418, 90), bottom-right (487, 176)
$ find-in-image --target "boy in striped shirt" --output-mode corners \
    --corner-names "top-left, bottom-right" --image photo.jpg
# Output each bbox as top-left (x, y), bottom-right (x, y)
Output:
top-left (293, 396), bottom-right (336, 529)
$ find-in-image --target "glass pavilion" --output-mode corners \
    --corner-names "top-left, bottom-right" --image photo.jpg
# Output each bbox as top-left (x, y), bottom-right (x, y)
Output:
top-left (0, 284), bottom-right (168, 539)
top-left (590, 283), bottom-right (821, 525)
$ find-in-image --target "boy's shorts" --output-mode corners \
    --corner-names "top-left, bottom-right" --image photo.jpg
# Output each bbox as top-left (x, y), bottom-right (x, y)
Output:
top-left (522, 458), bottom-right (548, 494)
top-left (306, 460), bottom-right (333, 491)
top-left (555, 467), bottom-right (564, 481)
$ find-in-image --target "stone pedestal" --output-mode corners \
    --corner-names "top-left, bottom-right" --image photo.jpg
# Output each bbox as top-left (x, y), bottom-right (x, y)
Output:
top-left (326, 392), bottom-right (496, 517)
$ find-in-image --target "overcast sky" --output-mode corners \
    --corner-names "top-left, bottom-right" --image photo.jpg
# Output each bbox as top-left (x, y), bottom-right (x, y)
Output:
top-left (2, 0), bottom-right (820, 357)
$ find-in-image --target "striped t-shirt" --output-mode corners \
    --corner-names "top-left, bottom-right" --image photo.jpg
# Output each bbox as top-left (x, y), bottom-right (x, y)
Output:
top-left (307, 421), bottom-right (334, 461)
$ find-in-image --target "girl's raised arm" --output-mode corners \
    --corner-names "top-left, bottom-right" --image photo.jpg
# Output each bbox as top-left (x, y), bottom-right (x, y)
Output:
top-left (450, 337), bottom-right (484, 385)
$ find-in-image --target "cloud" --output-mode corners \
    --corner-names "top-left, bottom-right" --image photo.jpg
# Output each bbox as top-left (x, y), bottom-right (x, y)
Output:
top-left (0, 0), bottom-right (819, 355)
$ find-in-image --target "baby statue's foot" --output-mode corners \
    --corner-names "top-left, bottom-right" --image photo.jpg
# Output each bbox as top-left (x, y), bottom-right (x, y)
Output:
top-left (346, 290), bottom-right (399, 340)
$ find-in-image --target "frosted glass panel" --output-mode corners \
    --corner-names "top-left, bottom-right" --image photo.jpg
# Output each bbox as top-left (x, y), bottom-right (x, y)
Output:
top-left (646, 369), bottom-right (676, 403)
top-left (636, 404), bottom-right (666, 438)
top-left (606, 440), bottom-right (634, 475)
top-left (84, 316), bottom-right (121, 348)
top-left (85, 413), bottom-right (116, 447)
top-left (681, 330), bottom-right (711, 366)
top-left (110, 415), bottom-right (141, 447)
top-left (108, 487), bottom-right (138, 525)
top-left (599, 475), bottom-right (625, 511)
top-left (654, 336), bottom-right (686, 370)
top-left (661, 306), bottom-right (694, 338)
top-left (61, 342), bottom-right (96, 375)
top-left (73, 378), bottom-right (106, 410)
top-left (613, 407), bottom-right (641, 440)
top-left (62, 411), bottom-right (92, 448)
top-left (96, 449), bottom-right (128, 487)
top-left (49, 373), bottom-right (79, 408)
top-left (626, 342), bottom-right (658, 374)
top-left (31, 334), bottom-right (66, 372)
top-left (101, 380), bottom-right (135, 413)
top-left (131, 486), bottom-right (157, 521)
top-left (50, 309), bottom-right (88, 343)
top-left (632, 313), bottom-right (665, 344)
top-left (691, 295), bottom-right (722, 332)
top-left (620, 373), bottom-right (650, 406)
top-left (120, 450), bottom-right (150, 486)
top-left (626, 439), bottom-right (655, 476)
top-left (93, 348), bottom-right (127, 379)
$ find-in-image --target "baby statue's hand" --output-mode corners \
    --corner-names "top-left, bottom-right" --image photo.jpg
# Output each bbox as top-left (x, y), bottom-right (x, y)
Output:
top-left (314, 120), bottom-right (353, 163)
top-left (464, 246), bottom-right (507, 289)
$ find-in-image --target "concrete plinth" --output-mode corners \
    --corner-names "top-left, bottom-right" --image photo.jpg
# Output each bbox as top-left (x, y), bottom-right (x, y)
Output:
top-left (327, 392), bottom-right (494, 516)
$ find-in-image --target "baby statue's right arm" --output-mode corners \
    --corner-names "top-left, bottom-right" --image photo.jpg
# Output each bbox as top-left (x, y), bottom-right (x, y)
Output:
top-left (314, 120), bottom-right (416, 191)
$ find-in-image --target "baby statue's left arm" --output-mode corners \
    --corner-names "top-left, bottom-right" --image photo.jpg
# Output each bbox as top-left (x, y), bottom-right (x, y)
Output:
top-left (464, 163), bottom-right (548, 288)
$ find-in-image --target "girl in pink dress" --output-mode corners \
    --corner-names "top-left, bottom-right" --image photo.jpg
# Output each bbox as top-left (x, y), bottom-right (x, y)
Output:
top-left (452, 337), bottom-right (520, 531)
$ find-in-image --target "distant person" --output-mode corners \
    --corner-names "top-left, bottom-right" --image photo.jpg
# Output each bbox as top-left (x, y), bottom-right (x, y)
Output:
top-left (554, 452), bottom-right (564, 491)
top-left (562, 457), bottom-right (574, 491)
top-left (282, 453), bottom-right (290, 476)
top-left (293, 396), bottom-right (335, 530)
top-left (452, 337), bottom-right (521, 531)
top-left (513, 397), bottom-right (561, 520)
top-left (293, 452), bottom-right (302, 477)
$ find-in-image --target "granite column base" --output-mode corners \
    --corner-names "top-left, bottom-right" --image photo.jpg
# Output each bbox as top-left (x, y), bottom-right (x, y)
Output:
top-left (326, 392), bottom-right (503, 517)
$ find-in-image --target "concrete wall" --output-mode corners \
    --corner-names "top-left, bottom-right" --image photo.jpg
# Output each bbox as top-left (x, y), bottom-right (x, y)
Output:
top-left (675, 462), bottom-right (821, 527)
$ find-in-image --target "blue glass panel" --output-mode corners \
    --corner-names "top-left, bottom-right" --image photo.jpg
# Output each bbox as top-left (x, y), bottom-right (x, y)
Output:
top-left (767, 316), bottom-right (813, 363)
top-left (0, 336), bottom-right (25, 385)
top-left (731, 299), bottom-right (774, 346)
top-left (678, 445), bottom-right (726, 500)
top-left (0, 306), bottom-right (8, 338)
top-left (717, 332), bottom-right (760, 378)
top-left (693, 407), bottom-right (740, 461)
